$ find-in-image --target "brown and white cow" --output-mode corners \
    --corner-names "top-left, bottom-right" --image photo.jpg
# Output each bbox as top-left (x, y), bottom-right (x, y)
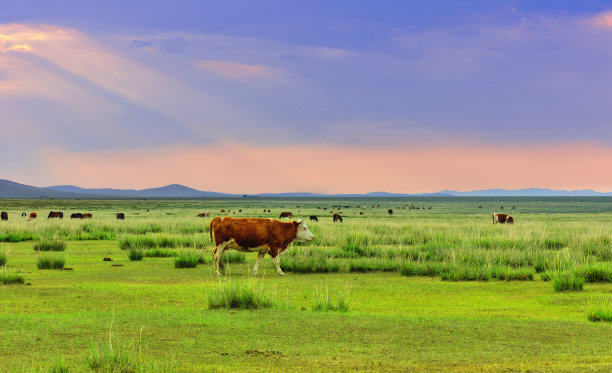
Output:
top-left (492, 213), bottom-right (514, 224)
top-left (197, 211), bottom-right (210, 218)
top-left (209, 217), bottom-right (314, 276)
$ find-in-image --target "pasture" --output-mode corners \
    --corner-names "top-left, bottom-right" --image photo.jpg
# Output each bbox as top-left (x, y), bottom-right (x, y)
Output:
top-left (0, 197), bottom-right (611, 372)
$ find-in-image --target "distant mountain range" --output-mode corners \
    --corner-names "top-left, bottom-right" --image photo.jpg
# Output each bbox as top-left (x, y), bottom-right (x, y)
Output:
top-left (0, 179), bottom-right (610, 198)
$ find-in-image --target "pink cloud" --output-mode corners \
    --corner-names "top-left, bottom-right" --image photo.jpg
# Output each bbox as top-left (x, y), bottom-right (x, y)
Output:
top-left (587, 11), bottom-right (612, 29)
top-left (39, 141), bottom-right (612, 194)
top-left (196, 60), bottom-right (281, 80)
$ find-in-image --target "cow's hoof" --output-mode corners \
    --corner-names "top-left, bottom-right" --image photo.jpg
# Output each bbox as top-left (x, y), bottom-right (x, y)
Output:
top-left (278, 272), bottom-right (285, 276)
top-left (253, 272), bottom-right (258, 276)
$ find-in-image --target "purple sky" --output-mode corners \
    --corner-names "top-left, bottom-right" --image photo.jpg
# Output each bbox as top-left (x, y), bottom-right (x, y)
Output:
top-left (1, 1), bottom-right (612, 192)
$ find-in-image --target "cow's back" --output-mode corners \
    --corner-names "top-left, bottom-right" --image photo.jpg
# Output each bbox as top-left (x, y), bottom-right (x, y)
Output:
top-left (210, 217), bottom-right (296, 250)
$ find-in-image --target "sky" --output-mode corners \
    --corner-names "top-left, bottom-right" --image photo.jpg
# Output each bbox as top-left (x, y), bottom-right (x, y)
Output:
top-left (1, 0), bottom-right (612, 193)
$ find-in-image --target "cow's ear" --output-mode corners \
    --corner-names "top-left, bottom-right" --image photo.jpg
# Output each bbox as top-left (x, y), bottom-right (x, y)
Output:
top-left (294, 219), bottom-right (302, 226)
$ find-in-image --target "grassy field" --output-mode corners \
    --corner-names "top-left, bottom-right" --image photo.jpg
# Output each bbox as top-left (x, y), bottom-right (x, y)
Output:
top-left (0, 197), bottom-right (611, 372)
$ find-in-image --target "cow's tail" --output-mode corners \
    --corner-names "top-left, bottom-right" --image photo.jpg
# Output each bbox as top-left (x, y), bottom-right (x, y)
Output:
top-left (209, 219), bottom-right (214, 243)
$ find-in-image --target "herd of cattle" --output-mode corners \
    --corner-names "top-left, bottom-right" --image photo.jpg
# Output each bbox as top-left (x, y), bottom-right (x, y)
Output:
top-left (0, 208), bottom-right (515, 226)
top-left (0, 211), bottom-right (127, 220)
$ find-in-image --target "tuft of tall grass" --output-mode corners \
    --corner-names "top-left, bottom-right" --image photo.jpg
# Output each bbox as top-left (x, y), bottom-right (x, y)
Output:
top-left (348, 258), bottom-right (398, 272)
top-left (128, 248), bottom-right (144, 261)
top-left (87, 328), bottom-right (176, 372)
top-left (222, 251), bottom-right (246, 264)
top-left (174, 252), bottom-right (199, 268)
top-left (574, 263), bottom-right (612, 283)
top-left (550, 271), bottom-right (585, 292)
top-left (0, 250), bottom-right (7, 267)
top-left (120, 234), bottom-right (208, 251)
top-left (33, 240), bottom-right (66, 252)
top-left (0, 268), bottom-right (24, 284)
top-left (143, 248), bottom-right (178, 258)
top-left (587, 300), bottom-right (612, 322)
top-left (49, 355), bottom-right (69, 373)
top-left (311, 285), bottom-right (350, 312)
top-left (37, 253), bottom-right (65, 270)
top-left (399, 261), bottom-right (444, 277)
top-left (490, 266), bottom-right (534, 281)
top-left (440, 264), bottom-right (491, 282)
top-left (280, 253), bottom-right (340, 273)
top-left (0, 232), bottom-right (35, 242)
top-left (207, 280), bottom-right (274, 309)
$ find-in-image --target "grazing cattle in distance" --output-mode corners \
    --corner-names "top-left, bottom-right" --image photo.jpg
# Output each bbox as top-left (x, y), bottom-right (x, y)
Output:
top-left (220, 209), bottom-right (226, 213)
top-left (209, 217), bottom-right (314, 276)
top-left (71, 213), bottom-right (83, 219)
top-left (197, 211), bottom-right (210, 218)
top-left (333, 213), bottom-right (343, 223)
top-left (82, 213), bottom-right (92, 219)
top-left (0, 211), bottom-right (7, 221)
top-left (48, 211), bottom-right (63, 219)
top-left (116, 213), bottom-right (125, 220)
top-left (359, 211), bottom-right (364, 215)
top-left (21, 212), bottom-right (26, 217)
top-left (279, 211), bottom-right (294, 219)
top-left (493, 213), bottom-right (514, 224)
top-left (29, 212), bottom-right (37, 219)
top-left (309, 216), bottom-right (318, 222)
top-left (388, 209), bottom-right (393, 215)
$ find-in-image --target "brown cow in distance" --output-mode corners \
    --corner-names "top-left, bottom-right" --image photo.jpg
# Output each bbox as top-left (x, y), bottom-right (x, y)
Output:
top-left (197, 211), bottom-right (210, 218)
top-left (48, 211), bottom-right (63, 219)
top-left (279, 211), bottom-right (294, 219)
top-left (0, 211), bottom-right (7, 221)
top-left (116, 213), bottom-right (125, 220)
top-left (29, 212), bottom-right (37, 219)
top-left (209, 217), bottom-right (314, 276)
top-left (493, 213), bottom-right (514, 224)
top-left (82, 213), bottom-right (92, 219)
top-left (333, 213), bottom-right (343, 223)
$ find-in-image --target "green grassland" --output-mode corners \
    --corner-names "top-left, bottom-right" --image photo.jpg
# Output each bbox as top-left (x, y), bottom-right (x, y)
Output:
top-left (0, 197), bottom-right (611, 372)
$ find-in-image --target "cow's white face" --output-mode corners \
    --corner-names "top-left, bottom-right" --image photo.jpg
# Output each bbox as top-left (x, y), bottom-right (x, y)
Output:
top-left (295, 220), bottom-right (314, 242)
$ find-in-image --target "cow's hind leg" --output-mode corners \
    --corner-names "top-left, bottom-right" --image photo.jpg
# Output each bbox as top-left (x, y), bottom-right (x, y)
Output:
top-left (213, 242), bottom-right (227, 277)
top-left (253, 252), bottom-right (265, 276)
top-left (272, 255), bottom-right (285, 276)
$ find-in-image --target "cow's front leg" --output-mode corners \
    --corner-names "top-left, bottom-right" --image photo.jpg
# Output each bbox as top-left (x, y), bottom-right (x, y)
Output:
top-left (253, 252), bottom-right (265, 276)
top-left (272, 255), bottom-right (285, 276)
